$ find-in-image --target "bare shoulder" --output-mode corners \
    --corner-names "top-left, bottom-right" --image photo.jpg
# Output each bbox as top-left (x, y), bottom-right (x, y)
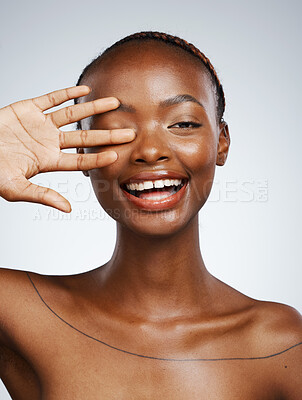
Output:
top-left (0, 266), bottom-right (94, 338)
top-left (0, 267), bottom-right (43, 399)
top-left (0, 267), bottom-right (37, 340)
top-left (253, 300), bottom-right (302, 342)
top-left (0, 267), bottom-right (28, 315)
top-left (250, 300), bottom-right (302, 399)
top-left (0, 267), bottom-right (35, 313)
top-left (0, 267), bottom-right (62, 339)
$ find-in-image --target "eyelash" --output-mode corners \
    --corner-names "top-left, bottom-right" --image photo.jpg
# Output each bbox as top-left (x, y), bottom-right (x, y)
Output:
top-left (169, 121), bottom-right (202, 129)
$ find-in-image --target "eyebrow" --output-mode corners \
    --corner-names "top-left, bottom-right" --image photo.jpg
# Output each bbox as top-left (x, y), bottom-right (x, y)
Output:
top-left (115, 94), bottom-right (205, 113)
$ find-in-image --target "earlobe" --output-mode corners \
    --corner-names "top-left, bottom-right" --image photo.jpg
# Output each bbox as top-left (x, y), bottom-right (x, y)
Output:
top-left (77, 148), bottom-right (90, 177)
top-left (216, 121), bottom-right (230, 166)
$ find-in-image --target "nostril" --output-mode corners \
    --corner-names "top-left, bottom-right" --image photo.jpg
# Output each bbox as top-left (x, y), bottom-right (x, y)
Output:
top-left (135, 156), bottom-right (168, 163)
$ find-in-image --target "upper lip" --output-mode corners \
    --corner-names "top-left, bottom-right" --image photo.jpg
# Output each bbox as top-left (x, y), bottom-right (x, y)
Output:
top-left (120, 170), bottom-right (189, 186)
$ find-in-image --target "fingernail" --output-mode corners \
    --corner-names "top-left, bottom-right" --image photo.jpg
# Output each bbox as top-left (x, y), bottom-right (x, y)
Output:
top-left (107, 97), bottom-right (120, 107)
top-left (108, 151), bottom-right (118, 161)
top-left (123, 129), bottom-right (136, 138)
top-left (79, 85), bottom-right (91, 92)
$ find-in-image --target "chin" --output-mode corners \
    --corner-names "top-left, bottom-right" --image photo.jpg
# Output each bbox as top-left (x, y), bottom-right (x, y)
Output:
top-left (103, 204), bottom-right (199, 238)
top-left (93, 177), bottom-right (209, 237)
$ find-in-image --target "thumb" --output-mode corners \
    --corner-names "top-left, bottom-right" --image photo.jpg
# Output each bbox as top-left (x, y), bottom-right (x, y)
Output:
top-left (13, 176), bottom-right (71, 213)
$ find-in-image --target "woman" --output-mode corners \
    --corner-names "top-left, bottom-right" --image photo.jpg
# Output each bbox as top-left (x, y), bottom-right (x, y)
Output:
top-left (0, 31), bottom-right (301, 399)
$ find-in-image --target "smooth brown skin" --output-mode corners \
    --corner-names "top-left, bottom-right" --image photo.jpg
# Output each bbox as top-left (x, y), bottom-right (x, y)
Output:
top-left (0, 41), bottom-right (301, 400)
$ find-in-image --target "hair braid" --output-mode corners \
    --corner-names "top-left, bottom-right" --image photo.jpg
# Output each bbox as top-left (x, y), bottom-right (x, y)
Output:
top-left (75, 31), bottom-right (225, 125)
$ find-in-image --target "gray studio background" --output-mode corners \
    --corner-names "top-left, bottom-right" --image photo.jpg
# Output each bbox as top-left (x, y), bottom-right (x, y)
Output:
top-left (0, 0), bottom-right (301, 396)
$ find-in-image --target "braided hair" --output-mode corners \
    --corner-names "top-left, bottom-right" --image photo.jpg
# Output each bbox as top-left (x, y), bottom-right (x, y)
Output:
top-left (75, 31), bottom-right (225, 126)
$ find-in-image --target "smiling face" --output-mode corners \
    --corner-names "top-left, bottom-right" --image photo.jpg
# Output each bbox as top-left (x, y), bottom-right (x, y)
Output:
top-left (78, 40), bottom-right (230, 236)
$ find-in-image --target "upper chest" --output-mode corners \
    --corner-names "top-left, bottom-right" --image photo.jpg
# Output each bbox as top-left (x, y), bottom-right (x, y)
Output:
top-left (2, 274), bottom-right (290, 400)
top-left (4, 307), bottom-right (286, 400)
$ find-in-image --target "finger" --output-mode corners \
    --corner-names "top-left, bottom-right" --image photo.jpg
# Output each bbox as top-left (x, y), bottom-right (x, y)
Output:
top-left (49, 97), bottom-right (120, 128)
top-left (57, 151), bottom-right (118, 171)
top-left (59, 129), bottom-right (135, 149)
top-left (10, 176), bottom-right (71, 213)
top-left (32, 85), bottom-right (91, 112)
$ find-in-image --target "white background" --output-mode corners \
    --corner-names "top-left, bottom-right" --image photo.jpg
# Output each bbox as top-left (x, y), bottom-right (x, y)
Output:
top-left (0, 0), bottom-right (301, 397)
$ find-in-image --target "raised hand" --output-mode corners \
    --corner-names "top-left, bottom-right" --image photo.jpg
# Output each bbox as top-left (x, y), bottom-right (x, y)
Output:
top-left (0, 85), bottom-right (135, 212)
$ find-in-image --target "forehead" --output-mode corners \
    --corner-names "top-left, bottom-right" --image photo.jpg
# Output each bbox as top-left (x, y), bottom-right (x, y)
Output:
top-left (83, 41), bottom-right (216, 121)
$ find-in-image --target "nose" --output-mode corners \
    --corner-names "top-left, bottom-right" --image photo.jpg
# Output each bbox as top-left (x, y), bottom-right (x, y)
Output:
top-left (129, 124), bottom-right (172, 165)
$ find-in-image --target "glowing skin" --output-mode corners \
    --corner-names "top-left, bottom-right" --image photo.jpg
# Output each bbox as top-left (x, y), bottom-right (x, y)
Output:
top-left (79, 41), bottom-right (229, 238)
top-left (1, 40), bottom-right (301, 399)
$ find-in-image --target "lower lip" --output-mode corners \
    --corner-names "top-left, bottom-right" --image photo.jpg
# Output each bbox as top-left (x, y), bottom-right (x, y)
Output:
top-left (121, 181), bottom-right (188, 211)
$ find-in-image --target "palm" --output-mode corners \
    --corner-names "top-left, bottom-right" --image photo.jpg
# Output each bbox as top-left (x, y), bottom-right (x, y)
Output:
top-left (0, 101), bottom-right (62, 179)
top-left (0, 86), bottom-right (134, 212)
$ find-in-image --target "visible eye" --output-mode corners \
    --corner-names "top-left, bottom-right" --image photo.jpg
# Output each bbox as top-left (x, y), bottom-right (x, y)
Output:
top-left (168, 121), bottom-right (202, 129)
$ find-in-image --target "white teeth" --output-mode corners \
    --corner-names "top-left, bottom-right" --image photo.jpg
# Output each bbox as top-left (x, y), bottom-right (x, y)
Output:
top-left (143, 181), bottom-right (154, 190)
top-left (126, 178), bottom-right (183, 191)
top-left (154, 180), bottom-right (165, 188)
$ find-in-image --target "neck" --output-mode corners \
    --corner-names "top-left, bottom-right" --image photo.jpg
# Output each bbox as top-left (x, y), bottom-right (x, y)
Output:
top-left (97, 215), bottom-right (216, 321)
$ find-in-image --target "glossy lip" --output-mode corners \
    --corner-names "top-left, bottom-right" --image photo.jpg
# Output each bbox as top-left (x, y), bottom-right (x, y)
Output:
top-left (121, 182), bottom-right (187, 211)
top-left (121, 171), bottom-right (188, 211)
top-left (120, 170), bottom-right (189, 185)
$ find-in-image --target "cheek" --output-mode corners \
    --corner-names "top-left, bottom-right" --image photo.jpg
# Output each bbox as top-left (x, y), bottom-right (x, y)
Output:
top-left (176, 136), bottom-right (217, 206)
top-left (87, 132), bottom-right (218, 214)
top-left (87, 145), bottom-right (130, 208)
top-left (177, 135), bottom-right (217, 173)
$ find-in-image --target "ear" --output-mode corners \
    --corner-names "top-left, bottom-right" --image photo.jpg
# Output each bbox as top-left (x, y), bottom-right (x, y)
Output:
top-left (77, 148), bottom-right (89, 177)
top-left (216, 121), bottom-right (230, 166)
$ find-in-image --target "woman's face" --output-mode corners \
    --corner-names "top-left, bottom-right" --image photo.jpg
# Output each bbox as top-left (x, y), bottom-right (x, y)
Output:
top-left (80, 41), bottom-right (230, 236)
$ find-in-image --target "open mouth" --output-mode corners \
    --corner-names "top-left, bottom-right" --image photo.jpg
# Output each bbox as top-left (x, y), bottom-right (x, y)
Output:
top-left (121, 178), bottom-right (187, 201)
